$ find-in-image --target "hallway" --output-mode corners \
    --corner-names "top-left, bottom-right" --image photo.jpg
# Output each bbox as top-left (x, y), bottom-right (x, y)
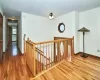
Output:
top-left (6, 42), bottom-right (21, 56)
top-left (0, 42), bottom-right (30, 80)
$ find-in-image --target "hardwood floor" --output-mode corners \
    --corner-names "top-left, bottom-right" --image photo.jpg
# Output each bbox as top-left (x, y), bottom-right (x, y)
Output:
top-left (32, 54), bottom-right (100, 80)
top-left (0, 42), bottom-right (30, 80)
top-left (0, 43), bottom-right (100, 80)
top-left (5, 42), bottom-right (21, 56)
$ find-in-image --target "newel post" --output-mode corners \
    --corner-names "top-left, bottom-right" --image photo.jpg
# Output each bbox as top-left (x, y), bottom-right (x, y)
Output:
top-left (64, 40), bottom-right (68, 59)
top-left (33, 43), bottom-right (36, 76)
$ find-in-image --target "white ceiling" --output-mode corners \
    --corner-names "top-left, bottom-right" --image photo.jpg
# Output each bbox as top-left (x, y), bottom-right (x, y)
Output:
top-left (0, 0), bottom-right (100, 17)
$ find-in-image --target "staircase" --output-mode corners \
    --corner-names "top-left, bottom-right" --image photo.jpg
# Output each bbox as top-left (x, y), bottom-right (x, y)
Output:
top-left (24, 36), bottom-right (74, 78)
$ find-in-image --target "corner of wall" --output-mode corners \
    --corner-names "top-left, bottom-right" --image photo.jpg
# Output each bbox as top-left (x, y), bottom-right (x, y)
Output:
top-left (0, 6), bottom-right (3, 15)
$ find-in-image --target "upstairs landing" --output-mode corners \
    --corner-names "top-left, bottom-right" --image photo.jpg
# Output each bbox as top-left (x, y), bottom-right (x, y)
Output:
top-left (31, 54), bottom-right (100, 80)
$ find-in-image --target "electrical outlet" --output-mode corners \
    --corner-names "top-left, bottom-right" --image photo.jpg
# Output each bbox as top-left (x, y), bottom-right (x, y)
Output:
top-left (97, 49), bottom-right (100, 52)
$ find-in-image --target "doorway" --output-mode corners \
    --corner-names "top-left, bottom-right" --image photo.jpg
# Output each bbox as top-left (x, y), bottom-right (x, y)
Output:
top-left (7, 19), bottom-right (18, 46)
top-left (0, 13), bottom-right (3, 61)
top-left (6, 19), bottom-right (19, 56)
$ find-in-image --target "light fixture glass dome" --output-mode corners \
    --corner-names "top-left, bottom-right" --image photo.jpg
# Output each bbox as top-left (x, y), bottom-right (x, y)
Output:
top-left (49, 13), bottom-right (54, 20)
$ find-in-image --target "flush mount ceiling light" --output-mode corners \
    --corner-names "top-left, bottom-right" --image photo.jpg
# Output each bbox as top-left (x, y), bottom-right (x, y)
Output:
top-left (8, 16), bottom-right (16, 20)
top-left (49, 13), bottom-right (54, 20)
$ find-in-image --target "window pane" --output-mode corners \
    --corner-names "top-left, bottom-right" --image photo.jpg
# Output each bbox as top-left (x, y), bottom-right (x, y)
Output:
top-left (12, 35), bottom-right (17, 41)
top-left (12, 27), bottom-right (17, 34)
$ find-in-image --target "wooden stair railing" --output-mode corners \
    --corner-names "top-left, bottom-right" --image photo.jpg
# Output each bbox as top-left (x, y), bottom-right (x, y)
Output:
top-left (35, 48), bottom-right (50, 61)
top-left (24, 36), bottom-right (74, 77)
top-left (35, 47), bottom-right (50, 74)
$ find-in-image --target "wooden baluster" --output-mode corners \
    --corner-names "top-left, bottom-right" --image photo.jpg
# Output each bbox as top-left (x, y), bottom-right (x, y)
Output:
top-left (48, 43), bottom-right (52, 67)
top-left (27, 41), bottom-right (29, 60)
top-left (40, 45), bottom-right (44, 71)
top-left (36, 45), bottom-right (38, 74)
top-left (27, 38), bottom-right (29, 57)
top-left (29, 41), bottom-right (31, 56)
top-left (51, 42), bottom-right (53, 66)
top-left (42, 44), bottom-right (44, 71)
top-left (39, 54), bottom-right (42, 72)
top-left (59, 41), bottom-right (61, 61)
top-left (64, 40), bottom-right (68, 59)
top-left (56, 42), bottom-right (58, 62)
top-left (39, 44), bottom-right (41, 72)
top-left (54, 42), bottom-right (56, 63)
top-left (57, 41), bottom-right (58, 62)
top-left (66, 40), bottom-right (68, 59)
top-left (25, 41), bottom-right (27, 63)
top-left (38, 53), bottom-right (39, 73)
top-left (59, 41), bottom-right (61, 62)
top-left (37, 45), bottom-right (38, 74)
top-left (46, 43), bottom-right (47, 69)
top-left (63, 41), bottom-right (65, 59)
top-left (58, 41), bottom-right (60, 62)
top-left (56, 42), bottom-right (58, 63)
top-left (49, 57), bottom-right (50, 68)
top-left (38, 45), bottom-right (40, 74)
top-left (56, 42), bottom-right (57, 63)
top-left (48, 43), bottom-right (50, 68)
top-left (61, 41), bottom-right (63, 60)
top-left (70, 39), bottom-right (72, 62)
top-left (27, 43), bottom-right (29, 55)
top-left (42, 55), bottom-right (43, 71)
top-left (47, 43), bottom-right (49, 68)
top-left (59, 41), bottom-right (60, 61)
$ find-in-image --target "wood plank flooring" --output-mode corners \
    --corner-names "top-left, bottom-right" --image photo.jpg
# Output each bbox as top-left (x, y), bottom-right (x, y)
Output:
top-left (0, 42), bottom-right (31, 80)
top-left (2, 55), bottom-right (30, 80)
top-left (0, 42), bottom-right (100, 80)
top-left (32, 54), bottom-right (100, 80)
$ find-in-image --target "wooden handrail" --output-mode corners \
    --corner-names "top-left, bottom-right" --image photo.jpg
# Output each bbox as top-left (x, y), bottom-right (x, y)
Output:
top-left (35, 38), bottom-right (73, 45)
top-left (25, 36), bottom-right (74, 77)
top-left (35, 47), bottom-right (44, 53)
top-left (26, 40), bottom-right (35, 45)
top-left (35, 48), bottom-right (50, 60)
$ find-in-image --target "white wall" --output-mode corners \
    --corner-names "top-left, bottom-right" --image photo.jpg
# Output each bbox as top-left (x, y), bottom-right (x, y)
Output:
top-left (54, 11), bottom-right (79, 53)
top-left (18, 16), bottom-right (22, 52)
top-left (54, 12), bottom-right (74, 38)
top-left (3, 16), bottom-right (7, 52)
top-left (79, 7), bottom-right (100, 57)
top-left (0, 6), bottom-right (7, 52)
top-left (0, 6), bottom-right (3, 15)
top-left (72, 12), bottom-right (80, 53)
top-left (20, 7), bottom-right (100, 57)
top-left (21, 11), bottom-right (80, 54)
top-left (21, 12), bottom-right (55, 53)
top-left (0, 7), bottom-right (7, 52)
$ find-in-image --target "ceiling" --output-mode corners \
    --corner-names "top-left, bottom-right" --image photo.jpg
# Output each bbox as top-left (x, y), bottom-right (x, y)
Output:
top-left (0, 0), bottom-right (100, 17)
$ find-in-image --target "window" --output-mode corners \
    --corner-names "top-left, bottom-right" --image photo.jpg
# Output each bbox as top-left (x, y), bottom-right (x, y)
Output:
top-left (12, 27), bottom-right (17, 34)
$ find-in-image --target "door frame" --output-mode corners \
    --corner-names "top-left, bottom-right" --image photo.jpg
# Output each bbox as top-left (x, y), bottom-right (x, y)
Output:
top-left (0, 13), bottom-right (3, 40)
top-left (7, 19), bottom-right (18, 46)
top-left (0, 13), bottom-right (3, 61)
